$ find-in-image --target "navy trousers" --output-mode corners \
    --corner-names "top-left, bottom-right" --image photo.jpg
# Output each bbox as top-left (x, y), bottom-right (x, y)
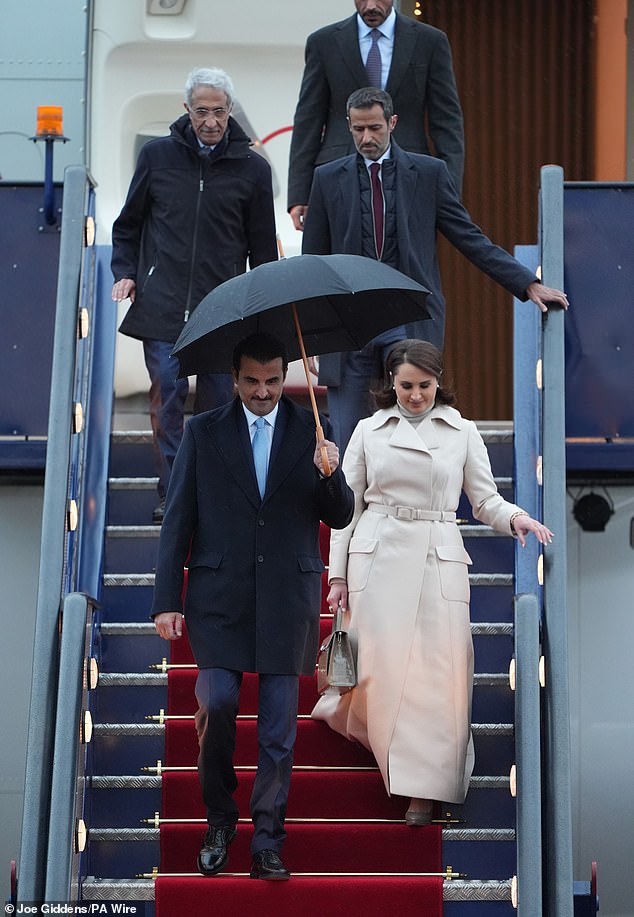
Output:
top-left (194, 668), bottom-right (299, 854)
top-left (142, 340), bottom-right (234, 500)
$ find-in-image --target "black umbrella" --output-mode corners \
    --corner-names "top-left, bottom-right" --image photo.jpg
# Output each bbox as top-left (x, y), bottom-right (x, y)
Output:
top-left (172, 252), bottom-right (430, 472)
top-left (173, 253), bottom-right (429, 374)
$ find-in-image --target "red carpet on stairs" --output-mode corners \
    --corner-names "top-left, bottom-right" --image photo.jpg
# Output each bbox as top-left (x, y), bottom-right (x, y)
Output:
top-left (155, 875), bottom-right (444, 916)
top-left (155, 525), bottom-right (444, 917)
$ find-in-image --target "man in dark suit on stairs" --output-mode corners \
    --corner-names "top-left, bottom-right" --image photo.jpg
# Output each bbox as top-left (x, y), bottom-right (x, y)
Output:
top-left (302, 87), bottom-right (569, 453)
top-left (151, 332), bottom-right (354, 881)
top-left (287, 0), bottom-right (465, 231)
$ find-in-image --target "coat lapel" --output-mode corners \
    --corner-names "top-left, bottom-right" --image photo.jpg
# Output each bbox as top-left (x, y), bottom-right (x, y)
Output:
top-left (386, 14), bottom-right (417, 98)
top-left (392, 143), bottom-right (420, 276)
top-left (371, 407), bottom-right (432, 455)
top-left (206, 398), bottom-right (315, 506)
top-left (336, 157), bottom-right (363, 252)
top-left (372, 405), bottom-right (463, 455)
top-left (206, 399), bottom-right (262, 507)
top-left (334, 15), bottom-right (371, 86)
top-left (389, 417), bottom-right (433, 455)
top-left (264, 397), bottom-right (315, 501)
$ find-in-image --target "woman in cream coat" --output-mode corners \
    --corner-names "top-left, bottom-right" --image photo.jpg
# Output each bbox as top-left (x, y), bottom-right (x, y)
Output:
top-left (312, 340), bottom-right (553, 825)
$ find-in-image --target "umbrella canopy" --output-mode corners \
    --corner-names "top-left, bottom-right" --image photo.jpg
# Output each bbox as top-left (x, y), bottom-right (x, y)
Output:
top-left (172, 253), bottom-right (430, 376)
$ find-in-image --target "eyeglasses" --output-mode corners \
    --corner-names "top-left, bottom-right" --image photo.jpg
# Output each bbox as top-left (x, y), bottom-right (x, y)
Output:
top-left (188, 106), bottom-right (231, 121)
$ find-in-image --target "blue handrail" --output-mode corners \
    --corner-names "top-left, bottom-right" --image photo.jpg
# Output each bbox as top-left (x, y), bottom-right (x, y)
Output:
top-left (18, 166), bottom-right (93, 902)
top-left (513, 593), bottom-right (543, 916)
top-left (512, 164), bottom-right (574, 914)
top-left (17, 165), bottom-right (117, 902)
top-left (513, 243), bottom-right (544, 912)
top-left (538, 165), bottom-right (574, 917)
top-left (45, 593), bottom-right (97, 900)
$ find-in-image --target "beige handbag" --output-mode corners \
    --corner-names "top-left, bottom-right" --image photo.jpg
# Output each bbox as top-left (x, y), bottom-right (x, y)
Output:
top-left (317, 604), bottom-right (356, 694)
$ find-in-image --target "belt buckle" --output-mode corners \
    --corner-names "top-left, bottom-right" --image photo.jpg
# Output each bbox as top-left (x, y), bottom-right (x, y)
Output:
top-left (396, 506), bottom-right (413, 520)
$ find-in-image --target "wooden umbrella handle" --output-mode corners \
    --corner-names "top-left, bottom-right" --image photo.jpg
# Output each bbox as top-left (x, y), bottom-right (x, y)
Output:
top-left (291, 303), bottom-right (332, 477)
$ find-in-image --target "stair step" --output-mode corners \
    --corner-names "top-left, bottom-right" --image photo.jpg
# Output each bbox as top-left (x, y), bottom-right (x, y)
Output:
top-left (98, 428), bottom-right (517, 903)
top-left (103, 574), bottom-right (156, 587)
top-left (101, 623), bottom-right (158, 636)
top-left (87, 826), bottom-right (515, 842)
top-left (110, 429), bottom-right (513, 444)
top-left (476, 429), bottom-right (513, 444)
top-left (94, 723), bottom-right (164, 736)
top-left (96, 672), bottom-right (510, 689)
top-left (95, 722), bottom-right (511, 738)
top-left (87, 774), bottom-right (510, 791)
top-left (93, 721), bottom-right (512, 740)
top-left (102, 572), bottom-right (514, 587)
top-left (108, 477), bottom-right (158, 490)
top-left (445, 879), bottom-right (512, 901)
top-left (107, 525), bottom-right (161, 537)
top-left (104, 521), bottom-right (513, 538)
top-left (80, 876), bottom-right (512, 901)
top-left (99, 621), bottom-right (513, 637)
top-left (111, 431), bottom-right (153, 444)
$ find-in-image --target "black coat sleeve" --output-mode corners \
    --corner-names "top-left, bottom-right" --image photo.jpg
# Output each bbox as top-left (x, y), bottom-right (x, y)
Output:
top-left (287, 30), bottom-right (333, 210)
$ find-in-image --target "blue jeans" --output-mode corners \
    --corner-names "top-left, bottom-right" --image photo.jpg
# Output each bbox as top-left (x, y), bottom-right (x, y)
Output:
top-left (143, 340), bottom-right (234, 499)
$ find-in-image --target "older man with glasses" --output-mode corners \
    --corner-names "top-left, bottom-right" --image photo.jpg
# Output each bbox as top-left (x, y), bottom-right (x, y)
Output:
top-left (112, 67), bottom-right (278, 523)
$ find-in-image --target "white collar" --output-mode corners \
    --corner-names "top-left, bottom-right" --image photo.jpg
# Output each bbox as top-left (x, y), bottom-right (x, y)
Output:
top-left (242, 402), bottom-right (279, 428)
top-left (356, 8), bottom-right (396, 40)
top-left (363, 146), bottom-right (392, 170)
top-left (370, 402), bottom-right (464, 431)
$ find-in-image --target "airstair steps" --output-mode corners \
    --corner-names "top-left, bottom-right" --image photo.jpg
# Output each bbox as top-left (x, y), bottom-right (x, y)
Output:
top-left (87, 826), bottom-right (515, 842)
top-left (102, 571), bottom-right (515, 587)
top-left (81, 876), bottom-right (514, 903)
top-left (81, 423), bottom-right (520, 912)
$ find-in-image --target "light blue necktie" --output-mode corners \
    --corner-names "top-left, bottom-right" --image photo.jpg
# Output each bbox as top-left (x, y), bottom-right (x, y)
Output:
top-left (252, 416), bottom-right (269, 498)
top-left (365, 29), bottom-right (383, 88)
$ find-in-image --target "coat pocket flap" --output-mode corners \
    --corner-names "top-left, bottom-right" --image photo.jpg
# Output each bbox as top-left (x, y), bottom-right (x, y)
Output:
top-left (435, 544), bottom-right (473, 565)
top-left (298, 555), bottom-right (326, 573)
top-left (187, 551), bottom-right (223, 570)
top-left (348, 538), bottom-right (379, 554)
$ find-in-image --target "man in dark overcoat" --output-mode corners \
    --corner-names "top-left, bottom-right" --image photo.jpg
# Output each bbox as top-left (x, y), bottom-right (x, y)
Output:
top-left (111, 67), bottom-right (278, 523)
top-left (152, 333), bottom-right (354, 881)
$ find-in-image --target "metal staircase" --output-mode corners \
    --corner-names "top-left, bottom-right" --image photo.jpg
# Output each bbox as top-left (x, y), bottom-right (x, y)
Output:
top-left (75, 422), bottom-right (525, 912)
top-left (14, 164), bottom-right (589, 916)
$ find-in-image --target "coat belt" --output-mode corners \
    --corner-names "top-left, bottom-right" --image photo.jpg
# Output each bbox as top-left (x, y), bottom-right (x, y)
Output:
top-left (368, 503), bottom-right (457, 522)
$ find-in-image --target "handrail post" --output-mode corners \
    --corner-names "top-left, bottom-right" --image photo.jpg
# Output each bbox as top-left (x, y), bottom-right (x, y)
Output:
top-left (45, 593), bottom-right (96, 901)
top-left (18, 166), bottom-right (89, 903)
top-left (513, 244), bottom-right (542, 596)
top-left (514, 593), bottom-right (543, 915)
top-left (539, 164), bottom-right (574, 917)
top-left (512, 249), bottom-right (544, 912)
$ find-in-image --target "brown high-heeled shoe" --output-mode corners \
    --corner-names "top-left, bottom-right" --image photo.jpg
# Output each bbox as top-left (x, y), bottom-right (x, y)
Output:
top-left (405, 798), bottom-right (433, 826)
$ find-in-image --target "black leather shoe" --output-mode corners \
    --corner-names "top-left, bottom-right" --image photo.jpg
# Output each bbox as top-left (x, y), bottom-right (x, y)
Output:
top-left (250, 849), bottom-right (291, 881)
top-left (152, 500), bottom-right (166, 525)
top-left (197, 825), bottom-right (237, 876)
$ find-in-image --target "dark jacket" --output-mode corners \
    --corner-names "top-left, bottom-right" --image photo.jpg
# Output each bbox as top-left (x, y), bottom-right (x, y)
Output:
top-left (151, 395), bottom-right (355, 675)
top-left (112, 114), bottom-right (278, 344)
top-left (302, 143), bottom-right (538, 383)
top-left (287, 12), bottom-right (464, 208)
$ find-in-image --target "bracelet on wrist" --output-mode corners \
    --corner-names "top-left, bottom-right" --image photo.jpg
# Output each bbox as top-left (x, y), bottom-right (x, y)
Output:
top-left (509, 510), bottom-right (530, 534)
